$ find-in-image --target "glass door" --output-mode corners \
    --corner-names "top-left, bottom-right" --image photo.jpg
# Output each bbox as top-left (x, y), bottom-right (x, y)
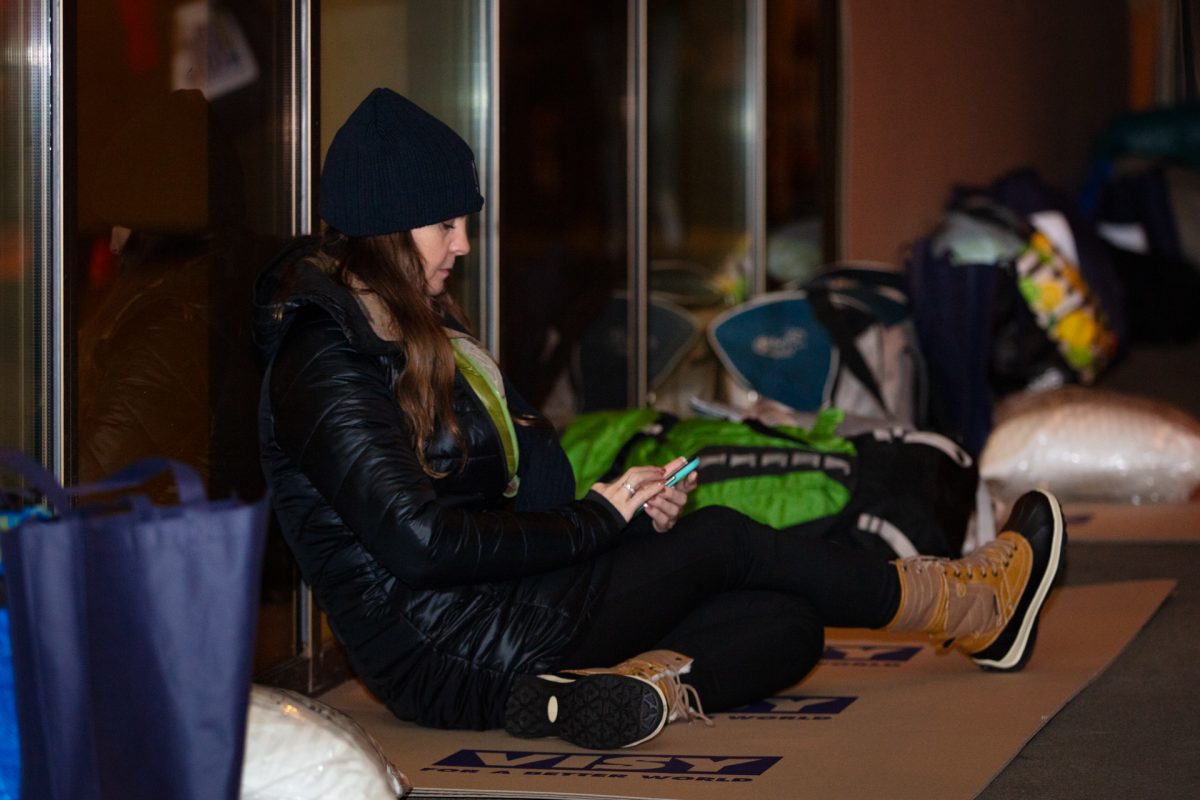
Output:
top-left (68, 0), bottom-right (306, 681)
top-left (644, 0), bottom-right (761, 415)
top-left (496, 0), bottom-right (631, 423)
top-left (495, 0), bottom-right (833, 423)
top-left (1, 0), bottom-right (58, 466)
top-left (643, 0), bottom-right (831, 415)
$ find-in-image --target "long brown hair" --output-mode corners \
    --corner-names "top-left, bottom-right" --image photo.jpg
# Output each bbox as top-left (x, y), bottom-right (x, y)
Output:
top-left (322, 228), bottom-right (467, 477)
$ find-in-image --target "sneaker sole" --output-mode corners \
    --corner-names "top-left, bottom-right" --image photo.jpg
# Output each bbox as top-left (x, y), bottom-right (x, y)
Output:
top-left (972, 489), bottom-right (1065, 672)
top-left (505, 673), bottom-right (667, 750)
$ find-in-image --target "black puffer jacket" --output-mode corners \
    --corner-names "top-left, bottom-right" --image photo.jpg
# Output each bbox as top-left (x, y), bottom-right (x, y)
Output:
top-left (255, 237), bottom-right (626, 729)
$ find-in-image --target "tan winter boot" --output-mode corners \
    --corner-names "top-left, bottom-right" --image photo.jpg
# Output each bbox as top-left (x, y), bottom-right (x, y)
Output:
top-left (886, 489), bottom-right (1066, 672)
top-left (505, 649), bottom-right (710, 750)
top-left (571, 650), bottom-right (713, 726)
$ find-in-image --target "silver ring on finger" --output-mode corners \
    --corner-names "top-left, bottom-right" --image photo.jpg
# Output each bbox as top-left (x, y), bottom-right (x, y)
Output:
top-left (623, 481), bottom-right (637, 496)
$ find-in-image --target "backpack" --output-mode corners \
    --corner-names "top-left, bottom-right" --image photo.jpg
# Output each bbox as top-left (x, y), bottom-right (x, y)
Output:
top-left (904, 169), bottom-right (1125, 455)
top-left (707, 264), bottom-right (929, 427)
top-left (560, 408), bottom-right (990, 559)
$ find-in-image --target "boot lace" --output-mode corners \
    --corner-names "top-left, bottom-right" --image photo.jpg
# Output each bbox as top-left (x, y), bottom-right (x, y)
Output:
top-left (658, 671), bottom-right (714, 727)
top-left (619, 656), bottom-right (714, 727)
top-left (949, 536), bottom-right (1017, 584)
top-left (942, 536), bottom-right (1020, 645)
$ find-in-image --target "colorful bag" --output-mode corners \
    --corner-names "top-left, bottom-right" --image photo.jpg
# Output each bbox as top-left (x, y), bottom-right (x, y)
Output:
top-left (1013, 228), bottom-right (1119, 383)
top-left (905, 169), bottom-right (1125, 454)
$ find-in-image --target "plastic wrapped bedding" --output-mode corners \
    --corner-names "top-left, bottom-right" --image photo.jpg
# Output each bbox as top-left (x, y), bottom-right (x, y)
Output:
top-left (980, 386), bottom-right (1200, 504)
top-left (240, 685), bottom-right (409, 799)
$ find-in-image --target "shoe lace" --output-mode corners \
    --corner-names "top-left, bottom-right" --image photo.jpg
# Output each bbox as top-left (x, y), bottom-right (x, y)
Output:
top-left (659, 671), bottom-right (714, 727)
top-left (943, 536), bottom-right (1020, 644)
top-left (949, 536), bottom-right (1016, 584)
top-left (621, 657), bottom-right (714, 727)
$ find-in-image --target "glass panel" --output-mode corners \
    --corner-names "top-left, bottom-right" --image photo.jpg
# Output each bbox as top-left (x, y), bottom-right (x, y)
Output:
top-left (1, 0), bottom-right (55, 461)
top-left (497, 0), bottom-right (630, 424)
top-left (646, 0), bottom-right (753, 414)
top-left (320, 0), bottom-right (489, 327)
top-left (71, 1), bottom-right (299, 673)
top-left (766, 0), bottom-right (826, 288)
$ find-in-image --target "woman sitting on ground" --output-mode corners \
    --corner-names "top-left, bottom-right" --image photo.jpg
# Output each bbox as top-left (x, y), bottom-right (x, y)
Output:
top-left (256, 88), bottom-right (1067, 750)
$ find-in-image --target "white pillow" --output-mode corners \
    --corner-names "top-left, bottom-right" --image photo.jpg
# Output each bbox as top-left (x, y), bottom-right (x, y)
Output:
top-left (980, 386), bottom-right (1200, 504)
top-left (240, 684), bottom-right (409, 799)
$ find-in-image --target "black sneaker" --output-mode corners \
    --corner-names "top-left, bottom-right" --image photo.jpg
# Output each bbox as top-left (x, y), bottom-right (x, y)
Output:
top-left (504, 671), bottom-right (667, 750)
top-left (970, 489), bottom-right (1067, 672)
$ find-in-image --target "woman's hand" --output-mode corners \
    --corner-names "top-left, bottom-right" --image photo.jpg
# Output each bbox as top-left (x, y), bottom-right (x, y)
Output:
top-left (642, 455), bottom-right (698, 532)
top-left (592, 456), bottom-right (699, 532)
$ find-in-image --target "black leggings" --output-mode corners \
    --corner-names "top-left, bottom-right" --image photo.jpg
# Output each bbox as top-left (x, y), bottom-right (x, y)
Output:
top-left (558, 505), bottom-right (901, 712)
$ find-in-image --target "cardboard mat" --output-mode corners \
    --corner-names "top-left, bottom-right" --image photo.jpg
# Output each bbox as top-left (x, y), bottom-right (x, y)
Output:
top-left (1063, 500), bottom-right (1200, 542)
top-left (320, 580), bottom-right (1174, 800)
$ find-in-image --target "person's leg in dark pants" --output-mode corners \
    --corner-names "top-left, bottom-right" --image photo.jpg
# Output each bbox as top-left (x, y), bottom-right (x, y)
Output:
top-left (559, 505), bottom-right (896, 701)
top-left (507, 506), bottom-right (886, 747)
top-left (514, 490), bottom-right (1066, 749)
top-left (570, 504), bottom-right (898, 651)
top-left (654, 590), bottom-right (825, 712)
top-left (563, 587), bottom-right (825, 712)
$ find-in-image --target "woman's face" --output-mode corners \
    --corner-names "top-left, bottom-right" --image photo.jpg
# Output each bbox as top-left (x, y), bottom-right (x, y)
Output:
top-left (410, 216), bottom-right (470, 296)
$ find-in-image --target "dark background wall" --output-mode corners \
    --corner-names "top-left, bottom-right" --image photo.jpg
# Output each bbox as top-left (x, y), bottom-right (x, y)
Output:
top-left (838, 0), bottom-right (1131, 263)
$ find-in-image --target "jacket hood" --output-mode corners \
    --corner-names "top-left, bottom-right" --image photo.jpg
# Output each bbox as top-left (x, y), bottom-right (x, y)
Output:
top-left (253, 235), bottom-right (396, 368)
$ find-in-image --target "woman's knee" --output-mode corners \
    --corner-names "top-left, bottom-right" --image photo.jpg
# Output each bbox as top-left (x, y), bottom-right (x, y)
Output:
top-left (760, 594), bottom-right (825, 681)
top-left (666, 590), bottom-right (825, 711)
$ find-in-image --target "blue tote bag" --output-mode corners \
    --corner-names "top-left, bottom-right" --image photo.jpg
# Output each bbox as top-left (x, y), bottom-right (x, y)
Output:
top-left (0, 564), bottom-right (18, 800)
top-left (0, 450), bottom-right (269, 800)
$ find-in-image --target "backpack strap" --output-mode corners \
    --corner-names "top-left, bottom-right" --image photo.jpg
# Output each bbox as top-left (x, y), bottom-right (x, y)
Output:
top-left (809, 265), bottom-right (909, 295)
top-left (805, 288), bottom-right (890, 414)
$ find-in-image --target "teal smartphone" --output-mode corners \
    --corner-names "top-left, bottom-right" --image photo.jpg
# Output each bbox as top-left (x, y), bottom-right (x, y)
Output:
top-left (636, 456), bottom-right (700, 518)
top-left (662, 456), bottom-right (701, 488)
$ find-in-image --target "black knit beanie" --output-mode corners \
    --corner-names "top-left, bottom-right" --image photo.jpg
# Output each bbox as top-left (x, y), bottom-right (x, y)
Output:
top-left (318, 88), bottom-right (484, 236)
